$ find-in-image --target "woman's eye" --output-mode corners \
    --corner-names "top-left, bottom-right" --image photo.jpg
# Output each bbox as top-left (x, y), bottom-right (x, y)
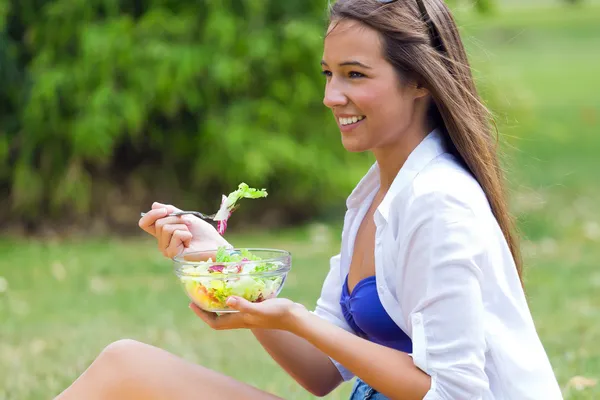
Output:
top-left (321, 70), bottom-right (364, 79)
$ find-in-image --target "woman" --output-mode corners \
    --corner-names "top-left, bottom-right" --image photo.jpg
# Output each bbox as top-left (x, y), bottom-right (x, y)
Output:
top-left (56, 0), bottom-right (563, 399)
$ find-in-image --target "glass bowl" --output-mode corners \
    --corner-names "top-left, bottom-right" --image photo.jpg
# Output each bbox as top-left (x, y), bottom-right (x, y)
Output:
top-left (173, 248), bottom-right (292, 313)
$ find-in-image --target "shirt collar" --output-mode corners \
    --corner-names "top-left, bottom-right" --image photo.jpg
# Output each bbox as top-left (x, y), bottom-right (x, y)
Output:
top-left (346, 128), bottom-right (448, 220)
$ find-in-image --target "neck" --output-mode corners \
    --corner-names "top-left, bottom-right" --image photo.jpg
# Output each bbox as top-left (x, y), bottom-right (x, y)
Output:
top-left (373, 126), bottom-right (431, 191)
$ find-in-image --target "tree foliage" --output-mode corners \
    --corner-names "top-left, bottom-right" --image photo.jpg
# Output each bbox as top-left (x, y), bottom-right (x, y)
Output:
top-left (1, 0), bottom-right (373, 233)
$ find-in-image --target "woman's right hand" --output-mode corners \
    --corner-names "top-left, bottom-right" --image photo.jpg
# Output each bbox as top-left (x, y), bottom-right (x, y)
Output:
top-left (138, 202), bottom-right (232, 259)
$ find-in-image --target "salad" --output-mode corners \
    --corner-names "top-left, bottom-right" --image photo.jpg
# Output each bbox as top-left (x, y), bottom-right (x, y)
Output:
top-left (178, 247), bottom-right (287, 312)
top-left (213, 183), bottom-right (268, 235)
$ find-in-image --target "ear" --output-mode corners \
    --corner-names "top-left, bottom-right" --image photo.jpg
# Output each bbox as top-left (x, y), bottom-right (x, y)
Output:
top-left (414, 81), bottom-right (430, 100)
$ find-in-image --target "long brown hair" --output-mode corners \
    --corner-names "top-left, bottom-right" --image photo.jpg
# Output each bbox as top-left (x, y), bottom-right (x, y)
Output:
top-left (328, 0), bottom-right (524, 282)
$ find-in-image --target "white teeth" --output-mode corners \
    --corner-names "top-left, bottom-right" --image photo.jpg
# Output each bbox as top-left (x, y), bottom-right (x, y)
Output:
top-left (338, 115), bottom-right (365, 126)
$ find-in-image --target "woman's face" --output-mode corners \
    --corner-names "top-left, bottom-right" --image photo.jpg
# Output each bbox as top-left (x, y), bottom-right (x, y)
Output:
top-left (321, 19), bottom-right (426, 153)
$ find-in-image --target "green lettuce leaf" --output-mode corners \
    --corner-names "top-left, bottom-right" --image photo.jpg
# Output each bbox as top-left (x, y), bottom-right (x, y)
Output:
top-left (214, 183), bottom-right (268, 222)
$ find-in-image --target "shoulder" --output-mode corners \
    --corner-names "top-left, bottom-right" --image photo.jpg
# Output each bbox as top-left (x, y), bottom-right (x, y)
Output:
top-left (383, 153), bottom-right (495, 241)
top-left (388, 155), bottom-right (493, 276)
top-left (407, 153), bottom-right (491, 218)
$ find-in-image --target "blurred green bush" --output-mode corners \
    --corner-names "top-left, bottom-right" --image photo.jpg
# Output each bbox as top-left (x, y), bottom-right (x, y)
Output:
top-left (1, 0), bottom-right (375, 233)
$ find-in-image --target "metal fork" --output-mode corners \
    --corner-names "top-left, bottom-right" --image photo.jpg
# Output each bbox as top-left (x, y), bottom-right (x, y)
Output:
top-left (140, 211), bottom-right (217, 220)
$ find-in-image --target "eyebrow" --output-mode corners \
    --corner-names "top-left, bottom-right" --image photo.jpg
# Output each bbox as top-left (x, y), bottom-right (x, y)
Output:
top-left (320, 60), bottom-right (372, 69)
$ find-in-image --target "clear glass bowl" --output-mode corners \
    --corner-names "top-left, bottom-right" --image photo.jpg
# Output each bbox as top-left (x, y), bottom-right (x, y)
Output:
top-left (173, 248), bottom-right (292, 313)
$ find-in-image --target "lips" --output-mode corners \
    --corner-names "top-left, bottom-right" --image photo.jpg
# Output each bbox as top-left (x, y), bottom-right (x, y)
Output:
top-left (336, 115), bottom-right (366, 133)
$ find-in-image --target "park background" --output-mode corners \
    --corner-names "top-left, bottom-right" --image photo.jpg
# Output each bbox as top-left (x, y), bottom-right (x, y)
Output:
top-left (1, 0), bottom-right (599, 398)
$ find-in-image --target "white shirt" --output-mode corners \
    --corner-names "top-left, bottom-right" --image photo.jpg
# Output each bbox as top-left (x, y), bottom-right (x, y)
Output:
top-left (312, 129), bottom-right (563, 399)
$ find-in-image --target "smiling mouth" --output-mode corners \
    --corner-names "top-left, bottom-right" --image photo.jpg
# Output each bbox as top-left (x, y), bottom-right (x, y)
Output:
top-left (338, 115), bottom-right (366, 127)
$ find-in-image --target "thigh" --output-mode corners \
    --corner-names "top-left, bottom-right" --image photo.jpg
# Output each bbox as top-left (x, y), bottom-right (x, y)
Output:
top-left (56, 339), bottom-right (283, 400)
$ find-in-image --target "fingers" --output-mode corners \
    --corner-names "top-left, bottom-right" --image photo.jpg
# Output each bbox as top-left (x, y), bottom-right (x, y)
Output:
top-left (189, 303), bottom-right (217, 323)
top-left (138, 207), bottom-right (168, 236)
top-left (159, 222), bottom-right (187, 253)
top-left (226, 297), bottom-right (259, 327)
top-left (189, 303), bottom-right (247, 330)
top-left (139, 204), bottom-right (193, 258)
top-left (152, 202), bottom-right (182, 213)
top-left (165, 230), bottom-right (193, 258)
top-left (226, 296), bottom-right (255, 314)
top-left (153, 216), bottom-right (184, 248)
top-left (138, 203), bottom-right (181, 236)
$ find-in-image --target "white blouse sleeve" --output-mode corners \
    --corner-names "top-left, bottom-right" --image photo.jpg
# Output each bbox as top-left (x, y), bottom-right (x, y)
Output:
top-left (311, 253), bottom-right (356, 381)
top-left (399, 192), bottom-right (491, 399)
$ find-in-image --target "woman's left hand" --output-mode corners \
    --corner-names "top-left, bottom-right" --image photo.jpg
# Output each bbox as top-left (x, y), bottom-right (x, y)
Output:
top-left (189, 296), bottom-right (307, 332)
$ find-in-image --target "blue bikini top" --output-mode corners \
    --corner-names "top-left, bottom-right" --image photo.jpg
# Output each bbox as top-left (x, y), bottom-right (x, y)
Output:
top-left (340, 274), bottom-right (413, 354)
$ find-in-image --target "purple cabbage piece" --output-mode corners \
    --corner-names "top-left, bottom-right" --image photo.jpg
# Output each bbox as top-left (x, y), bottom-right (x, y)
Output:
top-left (208, 265), bottom-right (226, 273)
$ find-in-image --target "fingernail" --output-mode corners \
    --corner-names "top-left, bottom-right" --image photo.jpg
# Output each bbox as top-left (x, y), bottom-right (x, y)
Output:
top-left (161, 208), bottom-right (167, 214)
top-left (226, 297), bottom-right (237, 306)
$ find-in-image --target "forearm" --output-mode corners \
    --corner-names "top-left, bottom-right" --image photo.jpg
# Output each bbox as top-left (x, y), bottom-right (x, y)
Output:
top-left (251, 328), bottom-right (343, 397)
top-left (288, 309), bottom-right (431, 400)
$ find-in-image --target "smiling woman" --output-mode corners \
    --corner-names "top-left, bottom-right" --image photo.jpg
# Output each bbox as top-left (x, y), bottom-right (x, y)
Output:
top-left (320, 19), bottom-right (431, 155)
top-left (54, 1), bottom-right (563, 400)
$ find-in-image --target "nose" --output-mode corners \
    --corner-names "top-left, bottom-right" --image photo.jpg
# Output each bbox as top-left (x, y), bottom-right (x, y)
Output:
top-left (323, 80), bottom-right (348, 109)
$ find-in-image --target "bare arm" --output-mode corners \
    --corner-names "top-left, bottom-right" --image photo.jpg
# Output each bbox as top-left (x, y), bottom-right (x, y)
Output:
top-left (193, 299), bottom-right (431, 400)
top-left (250, 328), bottom-right (343, 397)
top-left (288, 308), bottom-right (431, 400)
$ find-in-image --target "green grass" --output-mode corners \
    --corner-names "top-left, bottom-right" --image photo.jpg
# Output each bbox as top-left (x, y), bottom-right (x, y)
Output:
top-left (2, 3), bottom-right (600, 399)
top-left (0, 229), bottom-right (347, 399)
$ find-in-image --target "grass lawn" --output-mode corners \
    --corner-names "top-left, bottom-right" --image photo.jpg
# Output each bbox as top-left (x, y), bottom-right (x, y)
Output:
top-left (1, 3), bottom-right (599, 399)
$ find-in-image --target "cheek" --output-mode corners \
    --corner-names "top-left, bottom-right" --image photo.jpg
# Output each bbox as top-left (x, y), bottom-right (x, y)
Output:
top-left (351, 87), bottom-right (386, 115)
top-left (354, 83), bottom-right (410, 120)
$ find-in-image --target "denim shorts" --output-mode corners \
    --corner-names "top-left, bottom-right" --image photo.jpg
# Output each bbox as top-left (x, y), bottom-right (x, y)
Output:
top-left (349, 378), bottom-right (390, 400)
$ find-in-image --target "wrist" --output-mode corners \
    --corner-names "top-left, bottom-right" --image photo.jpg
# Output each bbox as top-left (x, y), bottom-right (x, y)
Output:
top-left (283, 302), bottom-right (311, 334)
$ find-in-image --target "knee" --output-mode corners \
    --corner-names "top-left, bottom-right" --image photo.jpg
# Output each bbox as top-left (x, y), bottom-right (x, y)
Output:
top-left (97, 339), bottom-right (149, 370)
top-left (55, 339), bottom-right (152, 398)
top-left (102, 339), bottom-right (148, 356)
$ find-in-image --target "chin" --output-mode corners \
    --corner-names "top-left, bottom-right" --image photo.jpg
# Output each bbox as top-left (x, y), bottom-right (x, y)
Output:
top-left (341, 136), bottom-right (369, 153)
